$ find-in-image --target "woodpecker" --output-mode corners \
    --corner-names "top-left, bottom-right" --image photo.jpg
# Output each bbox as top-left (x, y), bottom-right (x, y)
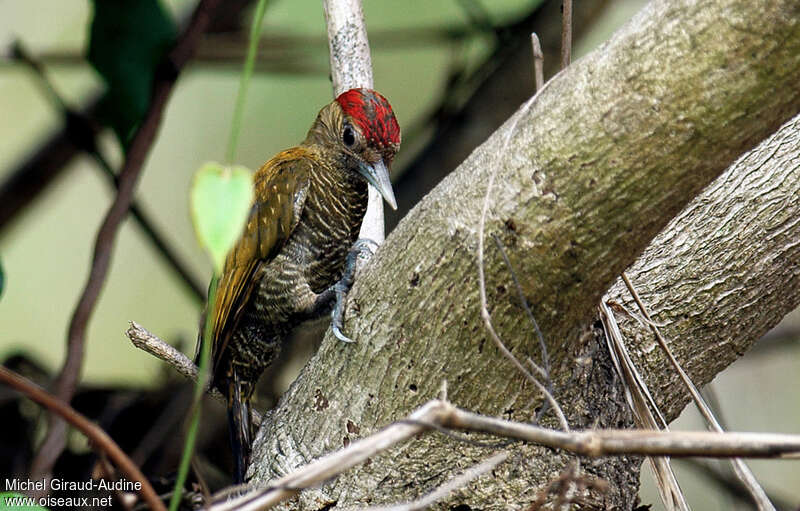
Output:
top-left (202, 88), bottom-right (400, 483)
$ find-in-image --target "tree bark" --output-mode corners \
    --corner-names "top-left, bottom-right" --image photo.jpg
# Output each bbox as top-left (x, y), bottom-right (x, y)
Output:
top-left (249, 0), bottom-right (800, 508)
top-left (386, 0), bottom-right (610, 231)
top-left (605, 113), bottom-right (800, 424)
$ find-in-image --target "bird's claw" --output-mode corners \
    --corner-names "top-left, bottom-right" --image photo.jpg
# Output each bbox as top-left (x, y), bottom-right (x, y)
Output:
top-left (332, 281), bottom-right (355, 342)
top-left (332, 320), bottom-right (355, 343)
top-left (330, 239), bottom-right (380, 343)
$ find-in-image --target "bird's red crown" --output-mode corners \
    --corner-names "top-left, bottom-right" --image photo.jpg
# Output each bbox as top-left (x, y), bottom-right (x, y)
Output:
top-left (336, 88), bottom-right (401, 151)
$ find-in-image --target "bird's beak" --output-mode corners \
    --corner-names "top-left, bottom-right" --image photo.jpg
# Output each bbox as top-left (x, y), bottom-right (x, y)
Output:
top-left (359, 159), bottom-right (397, 210)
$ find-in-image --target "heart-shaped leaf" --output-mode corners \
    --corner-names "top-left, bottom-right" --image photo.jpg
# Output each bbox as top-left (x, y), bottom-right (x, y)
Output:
top-left (190, 162), bottom-right (254, 273)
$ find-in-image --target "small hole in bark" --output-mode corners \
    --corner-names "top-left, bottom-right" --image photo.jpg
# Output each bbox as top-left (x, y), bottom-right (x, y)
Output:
top-left (409, 383), bottom-right (417, 392)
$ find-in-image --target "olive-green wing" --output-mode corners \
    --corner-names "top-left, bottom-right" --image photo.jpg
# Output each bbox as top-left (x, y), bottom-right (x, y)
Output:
top-left (207, 148), bottom-right (313, 374)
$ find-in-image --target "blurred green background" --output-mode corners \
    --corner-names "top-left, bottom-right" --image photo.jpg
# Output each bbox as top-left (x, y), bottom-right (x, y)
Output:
top-left (1, 0), bottom-right (798, 508)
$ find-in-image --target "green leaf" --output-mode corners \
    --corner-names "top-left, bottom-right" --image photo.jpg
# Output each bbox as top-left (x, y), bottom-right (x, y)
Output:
top-left (190, 162), bottom-right (254, 273)
top-left (0, 492), bottom-right (49, 510)
top-left (88, 0), bottom-right (176, 148)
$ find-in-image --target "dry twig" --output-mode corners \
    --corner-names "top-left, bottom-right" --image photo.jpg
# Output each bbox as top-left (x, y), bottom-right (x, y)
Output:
top-left (477, 73), bottom-right (569, 432)
top-left (323, 0), bottom-right (386, 245)
top-left (600, 301), bottom-right (689, 511)
top-left (206, 399), bottom-right (800, 511)
top-left (620, 273), bottom-right (775, 511)
top-left (208, 400), bottom-right (451, 511)
top-left (31, 0), bottom-right (224, 481)
top-left (125, 321), bottom-right (262, 427)
top-left (531, 32), bottom-right (544, 92)
top-left (560, 0), bottom-right (572, 69)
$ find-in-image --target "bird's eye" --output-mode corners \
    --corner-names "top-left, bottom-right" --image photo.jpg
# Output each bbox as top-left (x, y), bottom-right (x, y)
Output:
top-left (342, 125), bottom-right (356, 147)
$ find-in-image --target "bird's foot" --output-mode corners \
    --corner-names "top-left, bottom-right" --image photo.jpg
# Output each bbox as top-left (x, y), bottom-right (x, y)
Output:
top-left (331, 239), bottom-right (379, 343)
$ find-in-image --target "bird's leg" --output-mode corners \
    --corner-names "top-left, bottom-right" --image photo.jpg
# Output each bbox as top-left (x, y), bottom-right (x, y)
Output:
top-left (300, 240), bottom-right (378, 340)
top-left (331, 239), bottom-right (378, 343)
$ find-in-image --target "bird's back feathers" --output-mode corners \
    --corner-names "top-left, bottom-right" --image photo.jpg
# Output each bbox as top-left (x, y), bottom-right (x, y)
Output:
top-left (209, 148), bottom-right (312, 378)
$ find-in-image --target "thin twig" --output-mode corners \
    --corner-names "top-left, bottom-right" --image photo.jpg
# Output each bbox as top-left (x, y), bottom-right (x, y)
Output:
top-left (530, 32), bottom-right (544, 92)
top-left (490, 234), bottom-right (555, 423)
top-left (31, 0), bottom-right (224, 481)
top-left (560, 0), bottom-right (572, 69)
top-left (208, 400), bottom-right (453, 511)
top-left (620, 273), bottom-right (776, 511)
top-left (125, 321), bottom-right (262, 428)
top-left (0, 366), bottom-right (166, 511)
top-left (599, 304), bottom-right (668, 428)
top-left (208, 398), bottom-right (800, 511)
top-left (397, 419), bottom-right (513, 449)
top-left (446, 406), bottom-right (800, 458)
top-left (476, 76), bottom-right (568, 432)
top-left (128, 322), bottom-right (201, 382)
top-left (599, 301), bottom-right (688, 511)
top-left (490, 235), bottom-right (550, 380)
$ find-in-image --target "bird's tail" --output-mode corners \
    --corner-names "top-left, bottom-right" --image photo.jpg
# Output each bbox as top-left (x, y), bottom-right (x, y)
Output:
top-left (226, 366), bottom-right (253, 484)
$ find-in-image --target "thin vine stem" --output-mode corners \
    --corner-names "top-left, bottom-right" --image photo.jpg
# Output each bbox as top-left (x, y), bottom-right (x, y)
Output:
top-left (169, 275), bottom-right (218, 511)
top-left (171, 4), bottom-right (270, 502)
top-left (225, 0), bottom-right (270, 163)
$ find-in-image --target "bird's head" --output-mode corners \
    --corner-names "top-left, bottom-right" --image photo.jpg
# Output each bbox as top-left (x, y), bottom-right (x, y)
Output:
top-left (308, 88), bottom-right (400, 210)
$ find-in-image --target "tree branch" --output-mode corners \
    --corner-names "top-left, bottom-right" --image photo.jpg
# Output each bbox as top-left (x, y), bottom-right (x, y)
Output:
top-left (386, 0), bottom-right (611, 231)
top-left (221, 400), bottom-right (800, 510)
top-left (324, 0), bottom-right (385, 244)
top-left (0, 366), bottom-right (166, 511)
top-left (31, 0), bottom-right (224, 483)
top-left (9, 40), bottom-right (205, 302)
top-left (605, 114), bottom-right (800, 419)
top-left (125, 321), bottom-right (263, 427)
